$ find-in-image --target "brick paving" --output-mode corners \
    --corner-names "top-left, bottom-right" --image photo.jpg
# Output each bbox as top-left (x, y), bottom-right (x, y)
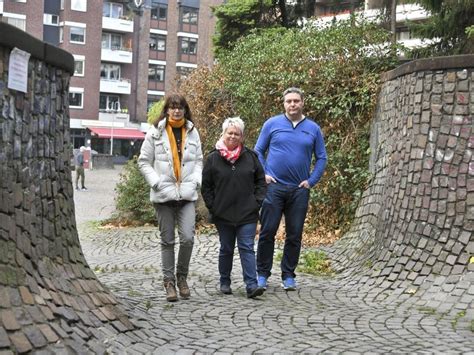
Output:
top-left (75, 168), bottom-right (474, 353)
top-left (1, 45), bottom-right (473, 353)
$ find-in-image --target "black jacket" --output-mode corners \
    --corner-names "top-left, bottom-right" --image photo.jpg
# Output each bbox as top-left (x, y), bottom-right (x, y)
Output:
top-left (201, 147), bottom-right (266, 226)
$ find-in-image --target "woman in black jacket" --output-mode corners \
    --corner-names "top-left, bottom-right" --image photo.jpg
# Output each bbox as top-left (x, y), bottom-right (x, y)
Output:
top-left (202, 117), bottom-right (266, 298)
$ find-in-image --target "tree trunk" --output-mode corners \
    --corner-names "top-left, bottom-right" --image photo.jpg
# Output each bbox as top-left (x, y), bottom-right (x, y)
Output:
top-left (390, 0), bottom-right (397, 45)
top-left (277, 0), bottom-right (289, 27)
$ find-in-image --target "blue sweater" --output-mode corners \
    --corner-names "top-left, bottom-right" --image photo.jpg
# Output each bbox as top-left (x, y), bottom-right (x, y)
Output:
top-left (255, 114), bottom-right (327, 187)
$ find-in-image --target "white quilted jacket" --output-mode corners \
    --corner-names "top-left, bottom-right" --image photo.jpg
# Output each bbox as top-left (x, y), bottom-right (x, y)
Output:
top-left (138, 119), bottom-right (203, 203)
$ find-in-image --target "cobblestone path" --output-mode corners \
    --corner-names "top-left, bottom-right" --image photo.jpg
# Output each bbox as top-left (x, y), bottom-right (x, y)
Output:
top-left (76, 169), bottom-right (473, 353)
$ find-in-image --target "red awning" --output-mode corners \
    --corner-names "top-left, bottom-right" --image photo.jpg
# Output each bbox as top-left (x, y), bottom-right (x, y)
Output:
top-left (88, 127), bottom-right (145, 140)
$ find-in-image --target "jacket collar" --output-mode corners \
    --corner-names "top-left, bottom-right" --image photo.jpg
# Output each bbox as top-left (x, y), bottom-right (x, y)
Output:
top-left (151, 119), bottom-right (194, 138)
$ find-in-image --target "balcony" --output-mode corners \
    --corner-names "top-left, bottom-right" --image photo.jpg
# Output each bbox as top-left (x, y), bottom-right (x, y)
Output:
top-left (98, 111), bottom-right (130, 123)
top-left (101, 47), bottom-right (133, 63)
top-left (100, 78), bottom-right (131, 94)
top-left (102, 16), bottom-right (133, 33)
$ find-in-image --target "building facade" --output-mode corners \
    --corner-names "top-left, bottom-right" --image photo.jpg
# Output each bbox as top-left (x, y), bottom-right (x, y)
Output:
top-left (0, 0), bottom-right (223, 158)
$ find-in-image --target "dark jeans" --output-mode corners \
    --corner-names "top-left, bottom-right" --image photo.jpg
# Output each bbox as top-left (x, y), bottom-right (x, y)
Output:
top-left (216, 222), bottom-right (259, 292)
top-left (257, 182), bottom-right (309, 280)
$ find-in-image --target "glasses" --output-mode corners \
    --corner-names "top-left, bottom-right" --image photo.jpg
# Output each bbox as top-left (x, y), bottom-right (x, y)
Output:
top-left (169, 106), bottom-right (184, 111)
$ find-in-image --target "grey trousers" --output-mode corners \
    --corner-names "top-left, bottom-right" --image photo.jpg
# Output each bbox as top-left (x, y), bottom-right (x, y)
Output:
top-left (154, 201), bottom-right (195, 282)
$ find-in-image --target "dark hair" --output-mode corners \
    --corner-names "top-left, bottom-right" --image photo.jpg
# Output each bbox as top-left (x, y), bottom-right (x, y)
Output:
top-left (155, 94), bottom-right (193, 126)
top-left (283, 87), bottom-right (304, 101)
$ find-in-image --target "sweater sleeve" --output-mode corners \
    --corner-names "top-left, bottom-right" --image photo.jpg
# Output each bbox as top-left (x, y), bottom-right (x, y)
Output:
top-left (254, 120), bottom-right (271, 169)
top-left (308, 127), bottom-right (327, 187)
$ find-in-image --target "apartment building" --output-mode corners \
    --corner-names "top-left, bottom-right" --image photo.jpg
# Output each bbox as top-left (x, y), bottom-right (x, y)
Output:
top-left (0, 0), bottom-right (223, 159)
top-left (314, 0), bottom-right (430, 49)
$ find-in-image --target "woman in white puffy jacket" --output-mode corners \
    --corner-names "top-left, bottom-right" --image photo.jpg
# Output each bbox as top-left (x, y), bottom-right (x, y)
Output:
top-left (138, 94), bottom-right (203, 302)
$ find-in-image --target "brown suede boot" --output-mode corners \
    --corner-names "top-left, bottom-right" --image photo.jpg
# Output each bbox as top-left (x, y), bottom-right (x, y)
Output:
top-left (176, 275), bottom-right (190, 299)
top-left (164, 280), bottom-right (178, 302)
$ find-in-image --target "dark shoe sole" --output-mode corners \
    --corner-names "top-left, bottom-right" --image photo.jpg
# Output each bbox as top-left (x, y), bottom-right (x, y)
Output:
top-left (220, 286), bottom-right (232, 295)
top-left (247, 287), bottom-right (264, 298)
top-left (166, 297), bottom-right (178, 302)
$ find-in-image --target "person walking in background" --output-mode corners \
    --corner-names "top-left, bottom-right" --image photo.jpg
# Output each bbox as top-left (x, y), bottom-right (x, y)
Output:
top-left (255, 87), bottom-right (327, 291)
top-left (75, 146), bottom-right (87, 191)
top-left (138, 94), bottom-right (203, 302)
top-left (202, 117), bottom-right (266, 298)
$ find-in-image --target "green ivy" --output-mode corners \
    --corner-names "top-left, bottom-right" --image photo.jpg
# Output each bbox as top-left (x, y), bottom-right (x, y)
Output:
top-left (182, 17), bottom-right (401, 239)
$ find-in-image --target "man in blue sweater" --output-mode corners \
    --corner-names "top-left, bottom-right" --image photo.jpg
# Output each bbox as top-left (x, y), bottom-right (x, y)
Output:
top-left (255, 87), bottom-right (327, 291)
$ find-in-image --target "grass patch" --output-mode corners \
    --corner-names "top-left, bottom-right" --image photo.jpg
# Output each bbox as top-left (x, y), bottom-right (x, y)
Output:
top-left (87, 220), bottom-right (103, 230)
top-left (297, 250), bottom-right (333, 277)
top-left (144, 300), bottom-right (154, 311)
top-left (418, 306), bottom-right (437, 315)
top-left (451, 310), bottom-right (466, 330)
top-left (127, 289), bottom-right (143, 297)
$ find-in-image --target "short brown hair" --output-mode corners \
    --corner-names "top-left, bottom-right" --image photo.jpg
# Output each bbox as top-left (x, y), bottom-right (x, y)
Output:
top-left (283, 87), bottom-right (304, 101)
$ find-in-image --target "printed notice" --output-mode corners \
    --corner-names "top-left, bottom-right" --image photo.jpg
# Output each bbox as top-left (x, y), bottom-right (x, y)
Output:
top-left (8, 47), bottom-right (31, 93)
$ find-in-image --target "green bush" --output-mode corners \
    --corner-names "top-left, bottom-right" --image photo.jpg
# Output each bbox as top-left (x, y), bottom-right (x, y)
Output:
top-left (181, 17), bottom-right (402, 243)
top-left (114, 157), bottom-right (156, 224)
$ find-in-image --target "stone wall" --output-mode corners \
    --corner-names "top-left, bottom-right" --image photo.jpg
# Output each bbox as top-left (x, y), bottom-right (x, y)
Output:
top-left (324, 55), bottom-right (473, 331)
top-left (0, 23), bottom-right (133, 353)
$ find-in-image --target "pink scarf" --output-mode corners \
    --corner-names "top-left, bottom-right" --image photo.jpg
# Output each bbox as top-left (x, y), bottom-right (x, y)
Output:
top-left (216, 139), bottom-right (242, 163)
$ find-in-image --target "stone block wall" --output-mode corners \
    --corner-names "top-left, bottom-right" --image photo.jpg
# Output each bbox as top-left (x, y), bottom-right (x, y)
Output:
top-left (0, 23), bottom-right (134, 353)
top-left (324, 55), bottom-right (473, 330)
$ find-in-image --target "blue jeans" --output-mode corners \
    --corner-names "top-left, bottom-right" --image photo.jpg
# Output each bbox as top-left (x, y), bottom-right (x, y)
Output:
top-left (257, 183), bottom-right (309, 280)
top-left (216, 223), bottom-right (259, 292)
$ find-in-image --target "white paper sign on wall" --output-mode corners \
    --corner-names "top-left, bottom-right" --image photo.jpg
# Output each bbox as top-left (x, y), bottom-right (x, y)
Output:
top-left (8, 47), bottom-right (31, 93)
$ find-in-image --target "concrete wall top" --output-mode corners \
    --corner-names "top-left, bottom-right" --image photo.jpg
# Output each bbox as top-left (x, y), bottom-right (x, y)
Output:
top-left (0, 22), bottom-right (74, 74)
top-left (382, 54), bottom-right (474, 82)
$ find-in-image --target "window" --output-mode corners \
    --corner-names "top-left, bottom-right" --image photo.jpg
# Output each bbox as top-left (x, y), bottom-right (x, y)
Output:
top-left (59, 26), bottom-right (64, 42)
top-left (100, 63), bottom-right (121, 80)
top-left (74, 58), bottom-right (85, 76)
top-left (12, 0), bottom-right (27, 3)
top-left (102, 32), bottom-right (122, 50)
top-left (179, 37), bottom-right (197, 55)
top-left (71, 0), bottom-right (87, 12)
top-left (151, 2), bottom-right (167, 20)
top-left (70, 27), bottom-right (85, 44)
top-left (103, 2), bottom-right (123, 19)
top-left (99, 94), bottom-right (120, 111)
top-left (148, 64), bottom-right (165, 82)
top-left (69, 90), bottom-right (84, 108)
top-left (60, 0), bottom-right (64, 10)
top-left (43, 14), bottom-right (59, 26)
top-left (180, 7), bottom-right (198, 25)
top-left (149, 34), bottom-right (166, 51)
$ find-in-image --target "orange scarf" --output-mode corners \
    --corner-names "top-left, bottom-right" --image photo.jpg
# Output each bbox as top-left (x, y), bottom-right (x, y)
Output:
top-left (165, 118), bottom-right (186, 181)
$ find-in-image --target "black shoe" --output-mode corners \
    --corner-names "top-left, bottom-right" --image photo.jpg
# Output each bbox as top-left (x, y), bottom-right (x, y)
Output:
top-left (220, 284), bottom-right (232, 295)
top-left (247, 287), bottom-right (264, 299)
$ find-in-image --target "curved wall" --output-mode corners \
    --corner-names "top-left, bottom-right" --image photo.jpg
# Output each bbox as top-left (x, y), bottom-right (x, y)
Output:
top-left (0, 23), bottom-right (134, 352)
top-left (325, 54), bottom-right (473, 330)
